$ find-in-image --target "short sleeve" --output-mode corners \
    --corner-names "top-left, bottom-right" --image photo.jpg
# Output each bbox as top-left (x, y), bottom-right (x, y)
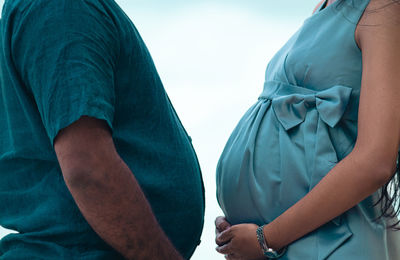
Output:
top-left (11, 0), bottom-right (119, 145)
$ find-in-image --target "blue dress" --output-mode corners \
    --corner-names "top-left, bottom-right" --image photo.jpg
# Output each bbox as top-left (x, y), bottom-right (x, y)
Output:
top-left (216, 0), bottom-right (400, 259)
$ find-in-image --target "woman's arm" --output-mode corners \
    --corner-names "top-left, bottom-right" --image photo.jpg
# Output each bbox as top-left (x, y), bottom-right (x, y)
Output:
top-left (216, 2), bottom-right (400, 258)
top-left (263, 2), bottom-right (400, 250)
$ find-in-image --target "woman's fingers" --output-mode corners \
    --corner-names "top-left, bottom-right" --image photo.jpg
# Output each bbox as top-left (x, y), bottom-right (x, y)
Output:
top-left (215, 216), bottom-right (231, 232)
top-left (225, 253), bottom-right (239, 260)
top-left (216, 241), bottom-right (232, 254)
top-left (216, 227), bottom-right (234, 246)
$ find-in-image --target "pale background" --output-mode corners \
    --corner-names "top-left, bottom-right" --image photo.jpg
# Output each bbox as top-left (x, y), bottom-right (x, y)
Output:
top-left (0, 0), bottom-right (319, 259)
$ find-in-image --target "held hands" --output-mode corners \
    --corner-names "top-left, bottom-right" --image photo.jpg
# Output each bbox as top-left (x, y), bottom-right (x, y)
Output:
top-left (215, 216), bottom-right (265, 260)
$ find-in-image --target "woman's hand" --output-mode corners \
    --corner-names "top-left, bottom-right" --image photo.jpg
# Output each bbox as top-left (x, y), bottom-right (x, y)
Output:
top-left (215, 221), bottom-right (264, 260)
top-left (215, 216), bottom-right (231, 237)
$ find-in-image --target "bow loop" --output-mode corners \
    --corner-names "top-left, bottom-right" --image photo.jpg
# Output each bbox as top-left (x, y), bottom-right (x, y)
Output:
top-left (316, 85), bottom-right (352, 128)
top-left (271, 95), bottom-right (307, 130)
top-left (271, 85), bottom-right (352, 130)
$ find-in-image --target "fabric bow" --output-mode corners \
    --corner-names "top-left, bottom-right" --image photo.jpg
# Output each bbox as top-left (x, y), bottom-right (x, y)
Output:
top-left (271, 85), bottom-right (352, 130)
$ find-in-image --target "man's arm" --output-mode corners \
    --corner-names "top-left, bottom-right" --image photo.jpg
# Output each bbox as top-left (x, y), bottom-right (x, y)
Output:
top-left (54, 116), bottom-right (182, 260)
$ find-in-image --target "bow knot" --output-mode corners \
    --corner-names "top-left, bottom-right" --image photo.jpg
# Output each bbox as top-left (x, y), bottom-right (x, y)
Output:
top-left (271, 85), bottom-right (352, 130)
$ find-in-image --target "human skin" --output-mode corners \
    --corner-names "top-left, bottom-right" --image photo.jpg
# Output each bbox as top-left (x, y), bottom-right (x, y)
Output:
top-left (215, 0), bottom-right (400, 259)
top-left (54, 117), bottom-right (183, 260)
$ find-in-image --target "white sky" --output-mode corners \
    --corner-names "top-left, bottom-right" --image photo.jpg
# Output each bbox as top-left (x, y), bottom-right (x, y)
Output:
top-left (0, 0), bottom-right (319, 259)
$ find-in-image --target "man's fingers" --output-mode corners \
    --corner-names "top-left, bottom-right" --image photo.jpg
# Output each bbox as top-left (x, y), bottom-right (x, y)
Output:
top-left (215, 216), bottom-right (231, 232)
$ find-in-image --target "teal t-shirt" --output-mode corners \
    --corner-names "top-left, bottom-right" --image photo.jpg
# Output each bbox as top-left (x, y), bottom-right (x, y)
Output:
top-left (0, 0), bottom-right (205, 259)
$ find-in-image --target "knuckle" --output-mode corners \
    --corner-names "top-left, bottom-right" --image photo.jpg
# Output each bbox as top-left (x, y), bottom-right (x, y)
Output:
top-left (229, 226), bottom-right (237, 233)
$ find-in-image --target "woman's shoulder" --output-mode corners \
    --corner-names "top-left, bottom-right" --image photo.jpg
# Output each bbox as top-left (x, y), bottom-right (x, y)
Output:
top-left (356, 0), bottom-right (400, 51)
top-left (359, 0), bottom-right (400, 26)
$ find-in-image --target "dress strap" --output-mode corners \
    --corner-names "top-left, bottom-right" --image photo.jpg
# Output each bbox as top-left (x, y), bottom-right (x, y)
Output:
top-left (335, 0), bottom-right (372, 24)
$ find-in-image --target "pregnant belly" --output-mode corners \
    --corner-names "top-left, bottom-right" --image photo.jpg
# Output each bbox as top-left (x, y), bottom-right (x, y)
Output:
top-left (216, 82), bottom-right (361, 260)
top-left (216, 99), bottom-right (341, 225)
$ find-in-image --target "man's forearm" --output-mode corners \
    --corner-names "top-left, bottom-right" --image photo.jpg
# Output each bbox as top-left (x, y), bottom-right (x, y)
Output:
top-left (62, 155), bottom-right (182, 260)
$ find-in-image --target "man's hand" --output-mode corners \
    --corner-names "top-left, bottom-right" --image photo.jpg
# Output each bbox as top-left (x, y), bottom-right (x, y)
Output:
top-left (215, 221), bottom-right (264, 260)
top-left (54, 116), bottom-right (182, 260)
